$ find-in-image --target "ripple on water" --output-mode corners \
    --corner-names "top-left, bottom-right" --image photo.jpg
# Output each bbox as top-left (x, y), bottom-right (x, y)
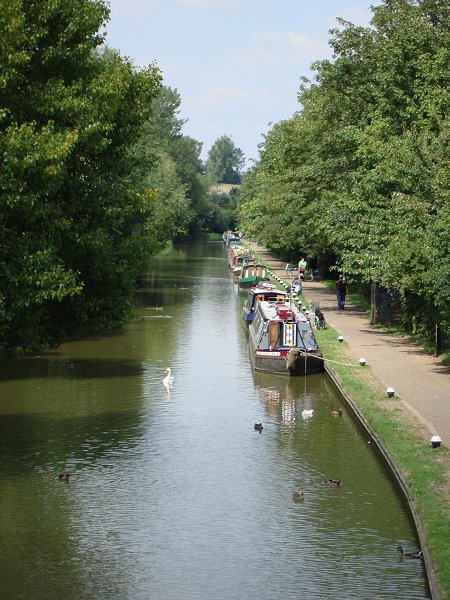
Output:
top-left (0, 242), bottom-right (430, 600)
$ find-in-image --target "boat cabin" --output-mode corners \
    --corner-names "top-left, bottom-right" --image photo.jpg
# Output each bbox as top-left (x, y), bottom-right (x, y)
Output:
top-left (238, 263), bottom-right (270, 290)
top-left (243, 287), bottom-right (288, 323)
top-left (232, 253), bottom-right (257, 275)
top-left (223, 230), bottom-right (241, 244)
top-left (228, 244), bottom-right (247, 269)
top-left (251, 301), bottom-right (319, 352)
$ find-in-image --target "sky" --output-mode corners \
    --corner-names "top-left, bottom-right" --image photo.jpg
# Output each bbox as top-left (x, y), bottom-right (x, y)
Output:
top-left (104, 0), bottom-right (376, 167)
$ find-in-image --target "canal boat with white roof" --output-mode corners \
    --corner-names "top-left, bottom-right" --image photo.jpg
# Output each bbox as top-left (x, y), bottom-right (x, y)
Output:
top-left (248, 298), bottom-right (323, 375)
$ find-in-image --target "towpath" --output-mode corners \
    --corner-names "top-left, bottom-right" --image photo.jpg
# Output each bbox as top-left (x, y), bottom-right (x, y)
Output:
top-left (246, 241), bottom-right (450, 445)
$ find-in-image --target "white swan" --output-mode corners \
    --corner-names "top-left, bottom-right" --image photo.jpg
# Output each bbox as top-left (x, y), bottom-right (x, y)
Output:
top-left (301, 409), bottom-right (314, 418)
top-left (163, 368), bottom-right (174, 385)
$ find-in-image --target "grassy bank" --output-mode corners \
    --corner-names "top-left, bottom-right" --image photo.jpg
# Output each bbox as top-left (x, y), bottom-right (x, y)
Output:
top-left (313, 315), bottom-right (450, 599)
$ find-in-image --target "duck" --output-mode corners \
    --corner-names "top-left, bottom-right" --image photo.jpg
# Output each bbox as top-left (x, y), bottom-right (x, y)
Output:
top-left (397, 546), bottom-right (423, 560)
top-left (301, 409), bottom-right (314, 418)
top-left (323, 478), bottom-right (341, 486)
top-left (58, 473), bottom-right (70, 482)
top-left (163, 368), bottom-right (174, 385)
top-left (292, 491), bottom-right (305, 501)
top-left (254, 422), bottom-right (263, 431)
top-left (331, 408), bottom-right (343, 417)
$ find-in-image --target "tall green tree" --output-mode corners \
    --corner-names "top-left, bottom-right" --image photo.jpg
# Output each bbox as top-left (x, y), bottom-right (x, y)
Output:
top-left (131, 85), bottom-right (211, 236)
top-left (206, 135), bottom-right (245, 184)
top-left (0, 0), bottom-right (163, 350)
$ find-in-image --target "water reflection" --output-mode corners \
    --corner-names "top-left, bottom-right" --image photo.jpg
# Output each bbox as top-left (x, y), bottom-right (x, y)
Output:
top-left (0, 241), bottom-right (430, 599)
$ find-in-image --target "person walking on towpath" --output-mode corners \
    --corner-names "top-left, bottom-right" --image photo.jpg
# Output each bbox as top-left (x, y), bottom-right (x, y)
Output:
top-left (335, 274), bottom-right (348, 310)
top-left (298, 257), bottom-right (307, 280)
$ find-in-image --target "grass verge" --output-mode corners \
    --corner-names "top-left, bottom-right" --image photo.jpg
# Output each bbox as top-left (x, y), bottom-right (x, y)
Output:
top-left (204, 232), bottom-right (224, 241)
top-left (314, 322), bottom-right (450, 599)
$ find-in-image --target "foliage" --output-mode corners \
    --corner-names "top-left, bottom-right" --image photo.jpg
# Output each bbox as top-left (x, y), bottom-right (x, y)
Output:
top-left (133, 85), bottom-right (232, 237)
top-left (237, 0), bottom-right (450, 350)
top-left (0, 0), bottom-right (236, 351)
top-left (206, 134), bottom-right (245, 184)
top-left (205, 188), bottom-right (239, 231)
top-left (0, 0), bottom-right (167, 350)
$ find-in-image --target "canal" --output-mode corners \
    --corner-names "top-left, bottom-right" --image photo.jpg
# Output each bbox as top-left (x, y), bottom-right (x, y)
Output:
top-left (0, 240), bottom-right (430, 599)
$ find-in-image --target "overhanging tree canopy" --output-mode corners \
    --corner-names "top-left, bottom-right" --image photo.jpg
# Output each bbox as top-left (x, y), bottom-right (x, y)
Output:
top-left (0, 0), bottom-right (166, 350)
top-left (237, 0), bottom-right (449, 347)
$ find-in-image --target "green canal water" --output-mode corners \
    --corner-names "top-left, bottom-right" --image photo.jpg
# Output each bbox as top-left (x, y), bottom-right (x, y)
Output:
top-left (0, 241), bottom-right (430, 599)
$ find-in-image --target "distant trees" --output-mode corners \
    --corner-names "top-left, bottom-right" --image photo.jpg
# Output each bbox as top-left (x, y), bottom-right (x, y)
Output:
top-left (207, 188), bottom-right (239, 232)
top-left (206, 135), bottom-right (245, 184)
top-left (132, 85), bottom-right (211, 238)
top-left (237, 0), bottom-right (449, 349)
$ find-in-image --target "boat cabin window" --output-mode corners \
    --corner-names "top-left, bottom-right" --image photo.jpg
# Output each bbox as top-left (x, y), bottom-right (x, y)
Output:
top-left (252, 312), bottom-right (264, 342)
top-left (245, 293), bottom-right (261, 312)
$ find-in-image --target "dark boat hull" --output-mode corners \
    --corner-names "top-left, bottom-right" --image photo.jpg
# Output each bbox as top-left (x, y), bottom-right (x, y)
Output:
top-left (248, 338), bottom-right (324, 376)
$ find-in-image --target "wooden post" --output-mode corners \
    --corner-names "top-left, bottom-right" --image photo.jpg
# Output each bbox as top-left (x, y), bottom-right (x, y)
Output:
top-left (370, 282), bottom-right (377, 325)
top-left (435, 325), bottom-right (441, 357)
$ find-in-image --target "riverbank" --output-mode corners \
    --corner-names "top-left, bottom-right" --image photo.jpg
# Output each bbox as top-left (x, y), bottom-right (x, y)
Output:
top-left (244, 240), bottom-right (450, 600)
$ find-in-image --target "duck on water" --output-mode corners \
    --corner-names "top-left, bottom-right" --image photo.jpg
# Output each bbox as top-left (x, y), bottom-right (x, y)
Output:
top-left (397, 546), bottom-right (423, 560)
top-left (323, 478), bottom-right (341, 486)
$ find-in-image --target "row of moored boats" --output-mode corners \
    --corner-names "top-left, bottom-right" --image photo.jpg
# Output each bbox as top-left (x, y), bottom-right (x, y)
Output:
top-left (225, 234), bottom-right (324, 377)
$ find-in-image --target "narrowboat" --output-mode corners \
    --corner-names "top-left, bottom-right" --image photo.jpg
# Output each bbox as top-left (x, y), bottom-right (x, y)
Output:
top-left (238, 263), bottom-right (270, 291)
top-left (228, 244), bottom-right (254, 270)
top-left (223, 230), bottom-right (241, 245)
top-left (248, 300), bottom-right (324, 376)
top-left (243, 285), bottom-right (288, 324)
top-left (232, 254), bottom-right (257, 279)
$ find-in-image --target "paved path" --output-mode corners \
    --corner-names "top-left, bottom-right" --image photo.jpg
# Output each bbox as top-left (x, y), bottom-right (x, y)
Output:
top-left (247, 242), bottom-right (450, 445)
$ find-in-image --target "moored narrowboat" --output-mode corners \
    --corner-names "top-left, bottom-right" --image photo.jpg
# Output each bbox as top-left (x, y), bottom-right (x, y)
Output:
top-left (228, 245), bottom-right (254, 270)
top-left (248, 300), bottom-right (324, 376)
top-left (238, 263), bottom-right (270, 291)
top-left (228, 243), bottom-right (246, 268)
top-left (233, 254), bottom-right (257, 279)
top-left (223, 230), bottom-right (241, 245)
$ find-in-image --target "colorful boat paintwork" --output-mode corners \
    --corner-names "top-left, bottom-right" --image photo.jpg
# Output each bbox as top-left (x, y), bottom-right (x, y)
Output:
top-left (228, 243), bottom-right (256, 273)
top-left (248, 299), bottom-right (324, 376)
top-left (233, 254), bottom-right (258, 279)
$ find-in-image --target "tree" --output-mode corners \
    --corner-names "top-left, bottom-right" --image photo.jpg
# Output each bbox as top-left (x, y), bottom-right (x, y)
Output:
top-left (206, 135), bottom-right (245, 184)
top-left (0, 0), bottom-right (163, 350)
top-left (131, 86), bottom-right (211, 237)
top-left (237, 0), bottom-right (450, 349)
